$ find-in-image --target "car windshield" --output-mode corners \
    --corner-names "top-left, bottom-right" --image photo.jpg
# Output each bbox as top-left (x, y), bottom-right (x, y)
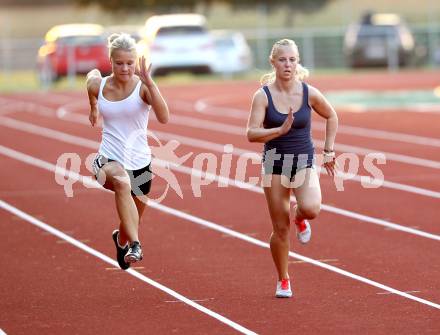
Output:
top-left (156, 26), bottom-right (206, 36)
top-left (357, 25), bottom-right (399, 38)
top-left (56, 35), bottom-right (105, 46)
top-left (215, 38), bottom-right (235, 48)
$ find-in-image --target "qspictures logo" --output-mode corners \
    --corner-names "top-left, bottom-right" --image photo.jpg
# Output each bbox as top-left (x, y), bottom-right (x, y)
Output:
top-left (54, 130), bottom-right (386, 203)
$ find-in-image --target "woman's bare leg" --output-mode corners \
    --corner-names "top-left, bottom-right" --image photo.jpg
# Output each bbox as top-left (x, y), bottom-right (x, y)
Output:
top-left (263, 174), bottom-right (292, 280)
top-left (97, 162), bottom-right (139, 243)
top-left (119, 195), bottom-right (147, 245)
top-left (292, 168), bottom-right (321, 222)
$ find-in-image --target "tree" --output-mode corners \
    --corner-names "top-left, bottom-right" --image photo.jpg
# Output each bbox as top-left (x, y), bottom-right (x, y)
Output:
top-left (229, 0), bottom-right (334, 27)
top-left (74, 0), bottom-right (333, 18)
top-left (75, 0), bottom-right (200, 12)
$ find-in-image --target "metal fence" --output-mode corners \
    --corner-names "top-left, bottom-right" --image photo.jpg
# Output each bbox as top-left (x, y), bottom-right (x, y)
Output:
top-left (1, 38), bottom-right (43, 72)
top-left (243, 23), bottom-right (440, 71)
top-left (1, 24), bottom-right (439, 76)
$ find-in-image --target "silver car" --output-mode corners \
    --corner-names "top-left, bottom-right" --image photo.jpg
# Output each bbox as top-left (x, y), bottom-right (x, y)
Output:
top-left (211, 30), bottom-right (253, 74)
top-left (344, 13), bottom-right (415, 68)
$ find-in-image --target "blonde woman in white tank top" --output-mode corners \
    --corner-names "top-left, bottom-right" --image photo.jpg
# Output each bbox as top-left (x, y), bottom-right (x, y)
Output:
top-left (86, 33), bottom-right (169, 270)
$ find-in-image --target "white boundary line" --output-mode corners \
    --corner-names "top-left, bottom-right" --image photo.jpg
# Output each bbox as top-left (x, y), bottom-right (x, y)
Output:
top-left (0, 145), bottom-right (439, 310)
top-left (1, 114), bottom-right (439, 199)
top-left (165, 114), bottom-right (440, 169)
top-left (0, 118), bottom-right (439, 241)
top-left (0, 199), bottom-right (257, 335)
top-left (186, 96), bottom-right (440, 148)
top-left (1, 95), bottom-right (439, 168)
top-left (152, 129), bottom-right (440, 199)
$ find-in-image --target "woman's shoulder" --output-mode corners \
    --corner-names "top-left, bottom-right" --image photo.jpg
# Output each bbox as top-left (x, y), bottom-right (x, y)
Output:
top-left (253, 86), bottom-right (268, 99)
top-left (303, 81), bottom-right (318, 93)
top-left (86, 74), bottom-right (103, 96)
top-left (304, 83), bottom-right (326, 105)
top-left (251, 86), bottom-right (270, 109)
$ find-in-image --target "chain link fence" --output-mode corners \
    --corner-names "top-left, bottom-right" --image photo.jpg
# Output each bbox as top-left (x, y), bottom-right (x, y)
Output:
top-left (1, 24), bottom-right (439, 82)
top-left (244, 24), bottom-right (440, 71)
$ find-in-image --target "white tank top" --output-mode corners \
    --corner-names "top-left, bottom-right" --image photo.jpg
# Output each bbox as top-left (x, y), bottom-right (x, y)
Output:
top-left (97, 76), bottom-right (151, 170)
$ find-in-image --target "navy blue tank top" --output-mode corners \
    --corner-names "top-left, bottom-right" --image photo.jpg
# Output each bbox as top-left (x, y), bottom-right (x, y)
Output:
top-left (262, 83), bottom-right (314, 165)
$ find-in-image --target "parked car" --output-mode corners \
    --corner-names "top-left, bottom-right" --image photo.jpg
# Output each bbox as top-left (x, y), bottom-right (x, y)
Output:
top-left (138, 14), bottom-right (217, 76)
top-left (211, 30), bottom-right (253, 74)
top-left (344, 13), bottom-right (415, 68)
top-left (37, 23), bottom-right (111, 82)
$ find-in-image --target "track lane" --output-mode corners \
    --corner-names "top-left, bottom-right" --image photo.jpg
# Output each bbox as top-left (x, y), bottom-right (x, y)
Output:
top-left (1, 117), bottom-right (439, 234)
top-left (1, 154), bottom-right (440, 334)
top-left (1, 128), bottom-right (440, 305)
top-left (4, 107), bottom-right (440, 193)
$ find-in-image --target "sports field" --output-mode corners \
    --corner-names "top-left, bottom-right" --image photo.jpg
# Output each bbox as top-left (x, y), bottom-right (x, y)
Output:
top-left (0, 70), bottom-right (439, 334)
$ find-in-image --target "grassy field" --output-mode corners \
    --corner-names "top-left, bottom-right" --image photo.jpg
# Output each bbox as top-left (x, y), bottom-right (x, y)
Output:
top-left (0, 67), bottom-right (365, 93)
top-left (0, 70), bottom-right (265, 93)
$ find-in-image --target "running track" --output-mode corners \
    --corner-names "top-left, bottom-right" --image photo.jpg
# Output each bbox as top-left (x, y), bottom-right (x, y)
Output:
top-left (1, 70), bottom-right (440, 334)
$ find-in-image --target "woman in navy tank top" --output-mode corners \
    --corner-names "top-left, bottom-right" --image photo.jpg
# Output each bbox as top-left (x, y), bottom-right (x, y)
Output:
top-left (246, 39), bottom-right (338, 298)
top-left (86, 33), bottom-right (169, 270)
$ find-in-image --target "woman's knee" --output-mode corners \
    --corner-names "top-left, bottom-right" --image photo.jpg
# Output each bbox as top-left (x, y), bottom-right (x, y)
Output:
top-left (298, 202), bottom-right (321, 220)
top-left (111, 175), bottom-right (132, 194)
top-left (273, 223), bottom-right (290, 240)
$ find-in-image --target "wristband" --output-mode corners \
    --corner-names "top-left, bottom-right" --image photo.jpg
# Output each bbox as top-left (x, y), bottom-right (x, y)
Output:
top-left (323, 150), bottom-right (335, 158)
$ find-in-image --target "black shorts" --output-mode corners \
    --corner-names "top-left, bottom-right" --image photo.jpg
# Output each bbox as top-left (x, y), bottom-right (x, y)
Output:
top-left (262, 152), bottom-right (314, 181)
top-left (266, 164), bottom-right (314, 181)
top-left (92, 154), bottom-right (152, 196)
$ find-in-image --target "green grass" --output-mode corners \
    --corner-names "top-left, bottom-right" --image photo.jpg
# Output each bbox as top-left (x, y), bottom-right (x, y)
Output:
top-left (0, 70), bottom-right (263, 93)
top-left (0, 71), bottom-right (84, 92)
top-left (0, 71), bottom-right (41, 92)
top-left (0, 71), bottom-right (247, 93)
top-left (0, 67), bottom-right (397, 93)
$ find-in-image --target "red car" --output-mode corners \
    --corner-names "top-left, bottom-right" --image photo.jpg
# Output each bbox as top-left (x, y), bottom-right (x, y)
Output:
top-left (37, 24), bottom-right (112, 82)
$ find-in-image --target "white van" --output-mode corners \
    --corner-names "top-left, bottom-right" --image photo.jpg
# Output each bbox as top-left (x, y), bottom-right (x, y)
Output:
top-left (139, 14), bottom-right (217, 76)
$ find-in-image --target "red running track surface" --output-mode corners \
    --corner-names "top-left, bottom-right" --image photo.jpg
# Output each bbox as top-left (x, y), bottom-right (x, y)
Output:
top-left (1, 70), bottom-right (440, 334)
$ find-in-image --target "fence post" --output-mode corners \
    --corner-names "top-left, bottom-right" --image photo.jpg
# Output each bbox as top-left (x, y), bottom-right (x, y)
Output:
top-left (387, 32), bottom-right (399, 72)
top-left (427, 24), bottom-right (439, 66)
top-left (256, 2), bottom-right (269, 69)
top-left (302, 31), bottom-right (315, 70)
top-left (67, 43), bottom-right (76, 87)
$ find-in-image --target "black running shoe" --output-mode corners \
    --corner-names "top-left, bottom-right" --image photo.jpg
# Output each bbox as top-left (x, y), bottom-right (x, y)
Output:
top-left (112, 230), bottom-right (130, 270)
top-left (124, 241), bottom-right (143, 264)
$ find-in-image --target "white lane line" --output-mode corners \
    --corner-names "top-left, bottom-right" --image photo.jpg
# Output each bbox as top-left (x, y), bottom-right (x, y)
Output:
top-left (182, 97), bottom-right (440, 148)
top-left (0, 118), bottom-right (439, 241)
top-left (2, 114), bottom-right (438, 199)
top-left (1, 145), bottom-right (439, 311)
top-left (1, 94), bottom-right (439, 169)
top-left (148, 204), bottom-right (440, 311)
top-left (167, 114), bottom-right (440, 169)
top-left (0, 199), bottom-right (257, 335)
top-left (314, 123), bottom-right (440, 148)
top-left (377, 290), bottom-right (421, 295)
top-left (153, 129), bottom-right (440, 199)
top-left (166, 160), bottom-right (440, 242)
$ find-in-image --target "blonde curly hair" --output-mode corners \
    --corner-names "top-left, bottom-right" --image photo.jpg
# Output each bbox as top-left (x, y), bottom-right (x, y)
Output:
top-left (107, 33), bottom-right (137, 58)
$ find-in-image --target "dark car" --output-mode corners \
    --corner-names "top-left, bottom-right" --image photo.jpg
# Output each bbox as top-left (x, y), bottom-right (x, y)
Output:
top-left (344, 13), bottom-right (415, 68)
top-left (37, 24), bottom-right (112, 82)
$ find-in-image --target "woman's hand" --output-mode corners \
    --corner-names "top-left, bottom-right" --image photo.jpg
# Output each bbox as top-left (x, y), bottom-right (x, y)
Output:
top-left (323, 151), bottom-right (337, 177)
top-left (136, 55), bottom-right (154, 87)
top-left (278, 106), bottom-right (294, 135)
top-left (89, 107), bottom-right (99, 127)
